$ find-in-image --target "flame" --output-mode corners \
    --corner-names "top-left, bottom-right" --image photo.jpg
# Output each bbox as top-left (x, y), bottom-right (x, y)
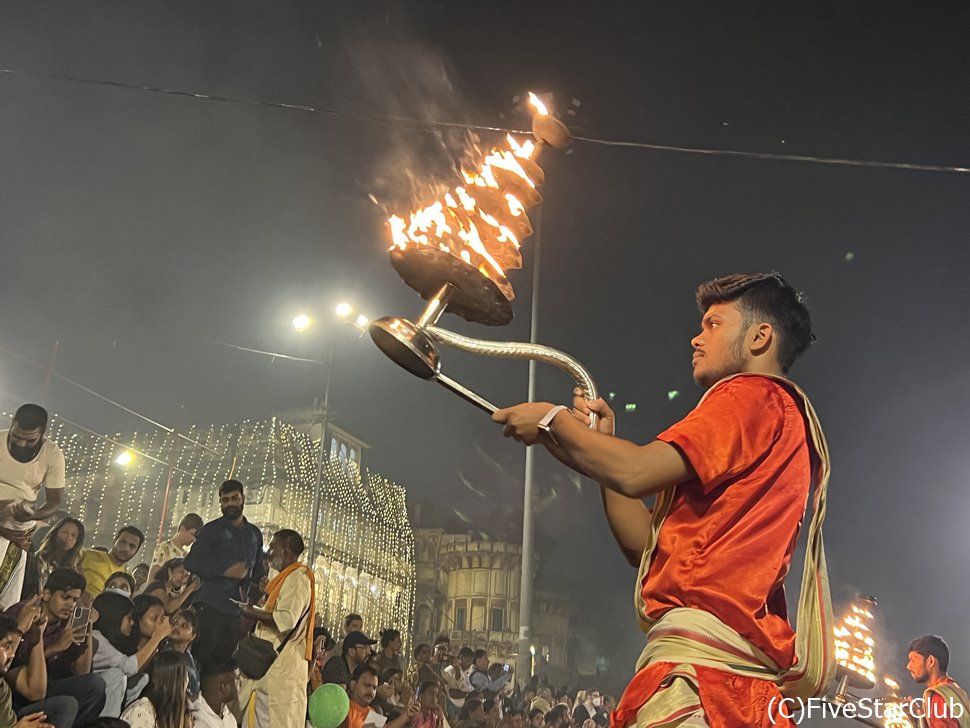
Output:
top-left (528, 92), bottom-right (549, 116)
top-left (883, 702), bottom-right (914, 728)
top-left (387, 126), bottom-right (543, 298)
top-left (833, 600), bottom-right (878, 686)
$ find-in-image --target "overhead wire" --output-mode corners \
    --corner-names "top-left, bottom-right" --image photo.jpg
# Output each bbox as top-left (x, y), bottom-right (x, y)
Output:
top-left (1, 66), bottom-right (967, 175)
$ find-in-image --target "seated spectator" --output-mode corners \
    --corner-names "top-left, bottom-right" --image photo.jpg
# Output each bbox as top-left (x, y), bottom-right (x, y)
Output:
top-left (456, 698), bottom-right (487, 728)
top-left (193, 658), bottom-right (237, 728)
top-left (482, 698), bottom-right (501, 728)
top-left (130, 595), bottom-right (167, 651)
top-left (374, 629), bottom-right (404, 675)
top-left (22, 517), bottom-right (85, 600)
top-left (0, 609), bottom-right (79, 727)
top-left (507, 709), bottom-right (526, 728)
top-left (120, 650), bottom-right (190, 728)
top-left (572, 689), bottom-right (599, 724)
top-left (345, 665), bottom-right (416, 728)
top-left (415, 681), bottom-right (446, 728)
top-left (544, 706), bottom-right (568, 728)
top-left (91, 591), bottom-right (172, 717)
top-left (529, 688), bottom-right (552, 715)
top-left (130, 565), bottom-right (149, 594)
top-left (406, 643), bottom-right (439, 693)
top-left (469, 651), bottom-right (511, 699)
top-left (160, 608), bottom-right (199, 698)
top-left (148, 514), bottom-right (203, 583)
top-left (78, 528), bottom-right (144, 602)
top-left (329, 613), bottom-right (363, 660)
top-left (140, 559), bottom-right (198, 615)
top-left (321, 631), bottom-right (375, 688)
top-left (4, 568), bottom-right (106, 724)
top-left (527, 707), bottom-right (545, 728)
top-left (103, 573), bottom-right (135, 597)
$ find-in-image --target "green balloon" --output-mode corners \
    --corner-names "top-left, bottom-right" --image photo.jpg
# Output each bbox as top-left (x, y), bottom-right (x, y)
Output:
top-left (309, 683), bottom-right (350, 728)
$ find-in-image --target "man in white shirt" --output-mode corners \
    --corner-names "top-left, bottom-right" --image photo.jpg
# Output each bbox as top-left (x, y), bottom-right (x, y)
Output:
top-left (442, 647), bottom-right (474, 716)
top-left (193, 658), bottom-right (238, 728)
top-left (0, 405), bottom-right (65, 608)
top-left (239, 529), bottom-right (314, 727)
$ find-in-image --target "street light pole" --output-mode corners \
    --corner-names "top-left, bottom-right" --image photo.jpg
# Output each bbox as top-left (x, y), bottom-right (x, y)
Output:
top-left (517, 209), bottom-right (542, 682)
top-left (308, 338), bottom-right (335, 568)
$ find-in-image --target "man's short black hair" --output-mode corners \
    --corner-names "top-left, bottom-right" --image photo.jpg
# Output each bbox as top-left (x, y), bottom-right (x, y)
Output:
top-left (273, 528), bottom-right (305, 557)
top-left (219, 479), bottom-right (244, 496)
top-left (458, 646), bottom-right (475, 659)
top-left (696, 272), bottom-right (814, 373)
top-left (0, 614), bottom-right (21, 640)
top-left (200, 658), bottom-right (237, 686)
top-left (473, 648), bottom-right (488, 662)
top-left (116, 525), bottom-right (145, 548)
top-left (352, 664), bottom-right (379, 683)
top-left (546, 705), bottom-right (568, 727)
top-left (528, 708), bottom-right (544, 721)
top-left (13, 404), bottom-right (48, 431)
top-left (909, 635), bottom-right (950, 673)
top-left (46, 567), bottom-right (86, 594)
top-left (344, 613), bottom-right (363, 628)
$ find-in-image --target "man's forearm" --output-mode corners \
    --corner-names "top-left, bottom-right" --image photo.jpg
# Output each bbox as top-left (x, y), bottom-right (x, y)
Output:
top-left (73, 638), bottom-right (94, 674)
top-left (31, 489), bottom-right (63, 520)
top-left (547, 412), bottom-right (690, 498)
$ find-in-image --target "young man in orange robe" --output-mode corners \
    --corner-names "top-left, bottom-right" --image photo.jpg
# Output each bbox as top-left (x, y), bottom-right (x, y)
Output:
top-left (906, 635), bottom-right (970, 728)
top-left (493, 273), bottom-right (834, 728)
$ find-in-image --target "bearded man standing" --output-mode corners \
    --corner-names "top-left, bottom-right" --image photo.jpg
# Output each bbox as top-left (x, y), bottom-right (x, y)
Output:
top-left (185, 479), bottom-right (265, 663)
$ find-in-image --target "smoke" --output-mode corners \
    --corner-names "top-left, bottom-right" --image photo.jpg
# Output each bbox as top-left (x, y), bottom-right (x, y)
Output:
top-left (336, 25), bottom-right (483, 212)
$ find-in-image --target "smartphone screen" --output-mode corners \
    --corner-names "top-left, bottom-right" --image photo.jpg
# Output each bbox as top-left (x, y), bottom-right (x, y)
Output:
top-left (70, 606), bottom-right (91, 630)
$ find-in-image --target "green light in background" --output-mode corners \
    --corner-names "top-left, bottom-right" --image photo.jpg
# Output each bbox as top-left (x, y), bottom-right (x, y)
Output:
top-left (667, 390), bottom-right (680, 401)
top-left (624, 403), bottom-right (637, 412)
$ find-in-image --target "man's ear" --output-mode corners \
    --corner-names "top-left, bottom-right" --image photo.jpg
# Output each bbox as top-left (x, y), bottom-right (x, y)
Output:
top-left (749, 322), bottom-right (774, 355)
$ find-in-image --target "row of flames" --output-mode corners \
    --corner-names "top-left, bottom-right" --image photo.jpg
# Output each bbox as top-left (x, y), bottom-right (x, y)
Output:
top-left (833, 597), bottom-right (914, 728)
top-left (387, 94), bottom-right (551, 302)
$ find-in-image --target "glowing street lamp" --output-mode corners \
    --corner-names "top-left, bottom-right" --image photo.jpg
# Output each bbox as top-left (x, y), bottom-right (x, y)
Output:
top-left (335, 302), bottom-right (353, 319)
top-left (292, 313), bottom-right (312, 332)
top-left (115, 451), bottom-right (134, 466)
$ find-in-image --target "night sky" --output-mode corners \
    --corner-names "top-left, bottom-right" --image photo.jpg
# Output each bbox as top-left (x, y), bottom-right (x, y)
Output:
top-left (2, 0), bottom-right (969, 707)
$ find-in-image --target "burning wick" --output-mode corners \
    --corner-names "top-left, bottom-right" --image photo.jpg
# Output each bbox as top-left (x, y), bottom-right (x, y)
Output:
top-left (528, 92), bottom-right (549, 116)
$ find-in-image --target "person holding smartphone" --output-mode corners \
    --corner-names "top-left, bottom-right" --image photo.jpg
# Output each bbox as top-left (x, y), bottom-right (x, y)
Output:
top-left (4, 568), bottom-right (107, 724)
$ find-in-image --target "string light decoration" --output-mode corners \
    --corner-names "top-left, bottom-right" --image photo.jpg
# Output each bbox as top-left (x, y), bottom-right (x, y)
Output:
top-left (44, 416), bottom-right (415, 643)
top-left (833, 594), bottom-right (878, 690)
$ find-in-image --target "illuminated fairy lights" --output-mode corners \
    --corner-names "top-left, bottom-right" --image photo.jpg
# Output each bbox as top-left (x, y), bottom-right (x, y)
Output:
top-left (45, 416), bottom-right (415, 645)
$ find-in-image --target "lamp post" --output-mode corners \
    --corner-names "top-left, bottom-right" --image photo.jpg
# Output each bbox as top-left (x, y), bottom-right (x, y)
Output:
top-left (294, 303), bottom-right (364, 567)
top-left (517, 209), bottom-right (542, 681)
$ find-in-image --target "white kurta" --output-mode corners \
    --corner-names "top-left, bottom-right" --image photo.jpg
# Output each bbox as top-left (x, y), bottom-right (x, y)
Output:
top-left (242, 567), bottom-right (312, 727)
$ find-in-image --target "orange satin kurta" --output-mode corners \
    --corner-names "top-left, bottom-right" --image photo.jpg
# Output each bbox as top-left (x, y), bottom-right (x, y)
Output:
top-left (616, 376), bottom-right (813, 728)
top-left (925, 678), bottom-right (963, 728)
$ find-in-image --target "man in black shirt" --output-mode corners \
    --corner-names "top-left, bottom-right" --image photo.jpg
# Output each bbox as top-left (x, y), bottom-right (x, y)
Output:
top-left (184, 480), bottom-right (265, 663)
top-left (321, 631), bottom-right (376, 688)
